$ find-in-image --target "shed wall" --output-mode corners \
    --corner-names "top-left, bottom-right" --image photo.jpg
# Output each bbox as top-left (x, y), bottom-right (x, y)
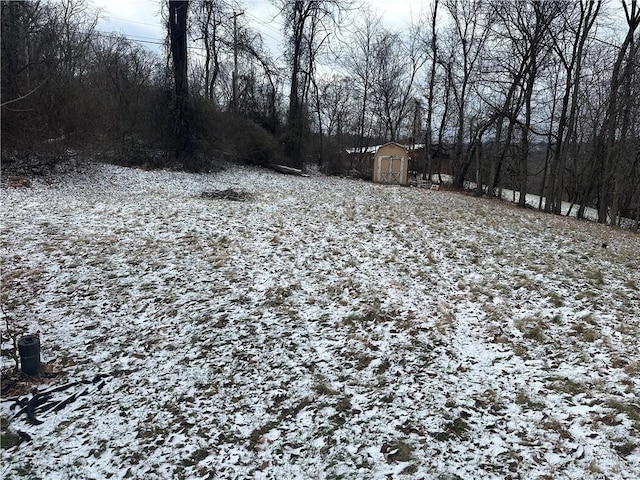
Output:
top-left (373, 144), bottom-right (409, 185)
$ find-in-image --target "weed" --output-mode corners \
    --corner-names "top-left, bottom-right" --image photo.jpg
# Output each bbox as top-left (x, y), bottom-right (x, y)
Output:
top-left (542, 419), bottom-right (571, 439)
top-left (546, 293), bottom-right (564, 307)
top-left (335, 397), bottom-right (352, 413)
top-left (380, 392), bottom-right (394, 403)
top-left (579, 312), bottom-right (598, 325)
top-left (433, 416), bottom-right (470, 441)
top-left (342, 311), bottom-right (372, 327)
top-left (514, 277), bottom-right (536, 291)
top-left (586, 460), bottom-right (603, 474)
top-left (356, 353), bottom-right (373, 369)
top-left (181, 447), bottom-right (209, 467)
top-left (585, 269), bottom-right (605, 285)
top-left (613, 441), bottom-right (638, 457)
top-left (524, 326), bottom-right (545, 341)
top-left (401, 463), bottom-right (419, 474)
top-left (515, 317), bottom-right (546, 342)
top-left (571, 323), bottom-right (601, 342)
top-left (375, 358), bottom-right (391, 374)
top-left (136, 425), bottom-right (168, 441)
top-left (1, 431), bottom-right (20, 449)
top-left (623, 362), bottom-right (640, 375)
top-left (434, 305), bottom-right (456, 334)
top-left (313, 382), bottom-right (339, 396)
top-left (606, 399), bottom-right (640, 425)
top-left (383, 440), bottom-right (414, 462)
top-left (581, 328), bottom-right (600, 342)
top-left (547, 378), bottom-right (587, 396)
top-left (575, 291), bottom-right (591, 301)
top-left (596, 412), bottom-right (622, 426)
top-left (515, 391), bottom-right (545, 411)
top-left (512, 344), bottom-right (529, 359)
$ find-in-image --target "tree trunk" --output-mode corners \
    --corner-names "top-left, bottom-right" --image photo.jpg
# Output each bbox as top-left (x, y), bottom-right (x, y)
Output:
top-left (169, 0), bottom-right (194, 168)
top-left (423, 0), bottom-right (439, 181)
top-left (598, 4), bottom-right (640, 223)
top-left (475, 139), bottom-right (482, 196)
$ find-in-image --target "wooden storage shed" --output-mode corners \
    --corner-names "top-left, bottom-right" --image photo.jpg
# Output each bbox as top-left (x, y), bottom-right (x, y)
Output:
top-left (372, 142), bottom-right (410, 185)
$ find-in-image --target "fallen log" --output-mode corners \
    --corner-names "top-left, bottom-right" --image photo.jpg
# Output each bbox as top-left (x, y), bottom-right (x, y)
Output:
top-left (269, 164), bottom-right (308, 177)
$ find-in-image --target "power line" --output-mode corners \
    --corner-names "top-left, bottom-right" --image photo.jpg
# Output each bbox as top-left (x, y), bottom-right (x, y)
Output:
top-left (95, 30), bottom-right (229, 53)
top-left (102, 8), bottom-right (285, 47)
top-left (97, 9), bottom-right (284, 52)
top-left (95, 16), bottom-right (286, 53)
top-left (102, 16), bottom-right (163, 28)
top-left (244, 11), bottom-right (284, 37)
top-left (95, 31), bottom-right (164, 46)
top-left (252, 26), bottom-right (284, 45)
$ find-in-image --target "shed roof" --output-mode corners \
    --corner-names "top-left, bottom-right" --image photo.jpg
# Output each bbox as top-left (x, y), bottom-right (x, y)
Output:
top-left (375, 142), bottom-right (409, 154)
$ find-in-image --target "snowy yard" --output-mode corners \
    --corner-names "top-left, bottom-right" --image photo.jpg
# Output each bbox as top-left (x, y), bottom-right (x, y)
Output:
top-left (1, 163), bottom-right (639, 479)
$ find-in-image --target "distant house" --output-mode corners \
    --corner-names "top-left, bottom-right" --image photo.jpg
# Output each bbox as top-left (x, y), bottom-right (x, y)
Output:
top-left (372, 142), bottom-right (410, 186)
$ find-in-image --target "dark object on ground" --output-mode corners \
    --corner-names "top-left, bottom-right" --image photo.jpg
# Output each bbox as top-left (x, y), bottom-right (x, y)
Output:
top-left (269, 164), bottom-right (308, 176)
top-left (18, 336), bottom-right (40, 376)
top-left (9, 374), bottom-right (109, 426)
top-left (200, 188), bottom-right (252, 201)
top-left (17, 430), bottom-right (32, 444)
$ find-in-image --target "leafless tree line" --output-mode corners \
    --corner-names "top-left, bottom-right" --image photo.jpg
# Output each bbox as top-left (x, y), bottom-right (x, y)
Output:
top-left (304, 0), bottom-right (639, 227)
top-left (2, 0), bottom-right (638, 227)
top-left (1, 0), bottom-right (177, 170)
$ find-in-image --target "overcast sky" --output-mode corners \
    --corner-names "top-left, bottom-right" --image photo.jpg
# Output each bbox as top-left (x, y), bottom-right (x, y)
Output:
top-left (93, 0), bottom-right (426, 55)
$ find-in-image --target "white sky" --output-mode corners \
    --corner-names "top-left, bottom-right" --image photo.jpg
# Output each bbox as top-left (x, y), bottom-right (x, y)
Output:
top-left (93, 0), bottom-right (628, 57)
top-left (93, 0), bottom-right (426, 55)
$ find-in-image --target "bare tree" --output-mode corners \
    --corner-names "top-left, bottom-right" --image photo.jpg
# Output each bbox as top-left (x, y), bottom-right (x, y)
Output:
top-left (1, 0), bottom-right (100, 151)
top-left (310, 74), bottom-right (352, 168)
top-left (544, 0), bottom-right (602, 215)
top-left (598, 0), bottom-right (640, 223)
top-left (340, 9), bottom-right (381, 155)
top-left (168, 0), bottom-right (195, 166)
top-left (90, 35), bottom-right (157, 150)
top-left (274, 0), bottom-right (347, 167)
top-left (483, 0), bottom-right (562, 206)
top-left (423, 0), bottom-right (440, 180)
top-left (371, 24), bottom-right (426, 142)
top-left (444, 0), bottom-right (492, 188)
top-left (191, 0), bottom-right (231, 102)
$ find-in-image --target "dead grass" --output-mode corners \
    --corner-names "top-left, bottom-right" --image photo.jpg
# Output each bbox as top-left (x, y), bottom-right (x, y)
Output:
top-left (606, 399), bottom-right (640, 427)
top-left (515, 317), bottom-right (547, 342)
top-left (382, 440), bottom-right (414, 463)
top-left (515, 391), bottom-right (545, 411)
top-left (546, 378), bottom-right (587, 396)
top-left (585, 269), bottom-right (605, 285)
top-left (2, 165), bottom-right (640, 480)
top-left (542, 418), bottom-right (571, 439)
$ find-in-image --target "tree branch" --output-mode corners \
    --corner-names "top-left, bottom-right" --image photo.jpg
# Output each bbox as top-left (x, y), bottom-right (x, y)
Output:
top-left (0, 78), bottom-right (49, 107)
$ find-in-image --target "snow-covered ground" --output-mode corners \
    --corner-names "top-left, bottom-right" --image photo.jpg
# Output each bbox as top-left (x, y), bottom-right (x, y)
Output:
top-left (1, 163), bottom-right (639, 479)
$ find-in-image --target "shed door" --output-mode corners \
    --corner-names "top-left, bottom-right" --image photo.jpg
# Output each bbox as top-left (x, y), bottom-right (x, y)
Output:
top-left (378, 155), bottom-right (404, 184)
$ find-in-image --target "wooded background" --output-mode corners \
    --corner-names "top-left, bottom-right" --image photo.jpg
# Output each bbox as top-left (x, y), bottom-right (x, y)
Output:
top-left (1, 0), bottom-right (638, 227)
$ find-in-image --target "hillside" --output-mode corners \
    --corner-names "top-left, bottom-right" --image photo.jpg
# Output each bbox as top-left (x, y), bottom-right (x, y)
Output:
top-left (1, 164), bottom-right (639, 479)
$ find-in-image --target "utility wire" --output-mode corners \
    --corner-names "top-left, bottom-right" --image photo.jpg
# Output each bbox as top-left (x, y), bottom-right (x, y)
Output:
top-left (102, 16), bottom-right (162, 28)
top-left (244, 11), bottom-right (284, 37)
top-left (94, 31), bottom-right (165, 47)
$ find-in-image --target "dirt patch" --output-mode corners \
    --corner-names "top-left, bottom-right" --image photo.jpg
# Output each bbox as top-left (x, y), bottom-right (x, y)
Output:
top-left (1, 363), bottom-right (62, 398)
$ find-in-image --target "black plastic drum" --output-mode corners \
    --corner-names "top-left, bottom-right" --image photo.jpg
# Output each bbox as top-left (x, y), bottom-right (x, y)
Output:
top-left (18, 335), bottom-right (41, 376)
